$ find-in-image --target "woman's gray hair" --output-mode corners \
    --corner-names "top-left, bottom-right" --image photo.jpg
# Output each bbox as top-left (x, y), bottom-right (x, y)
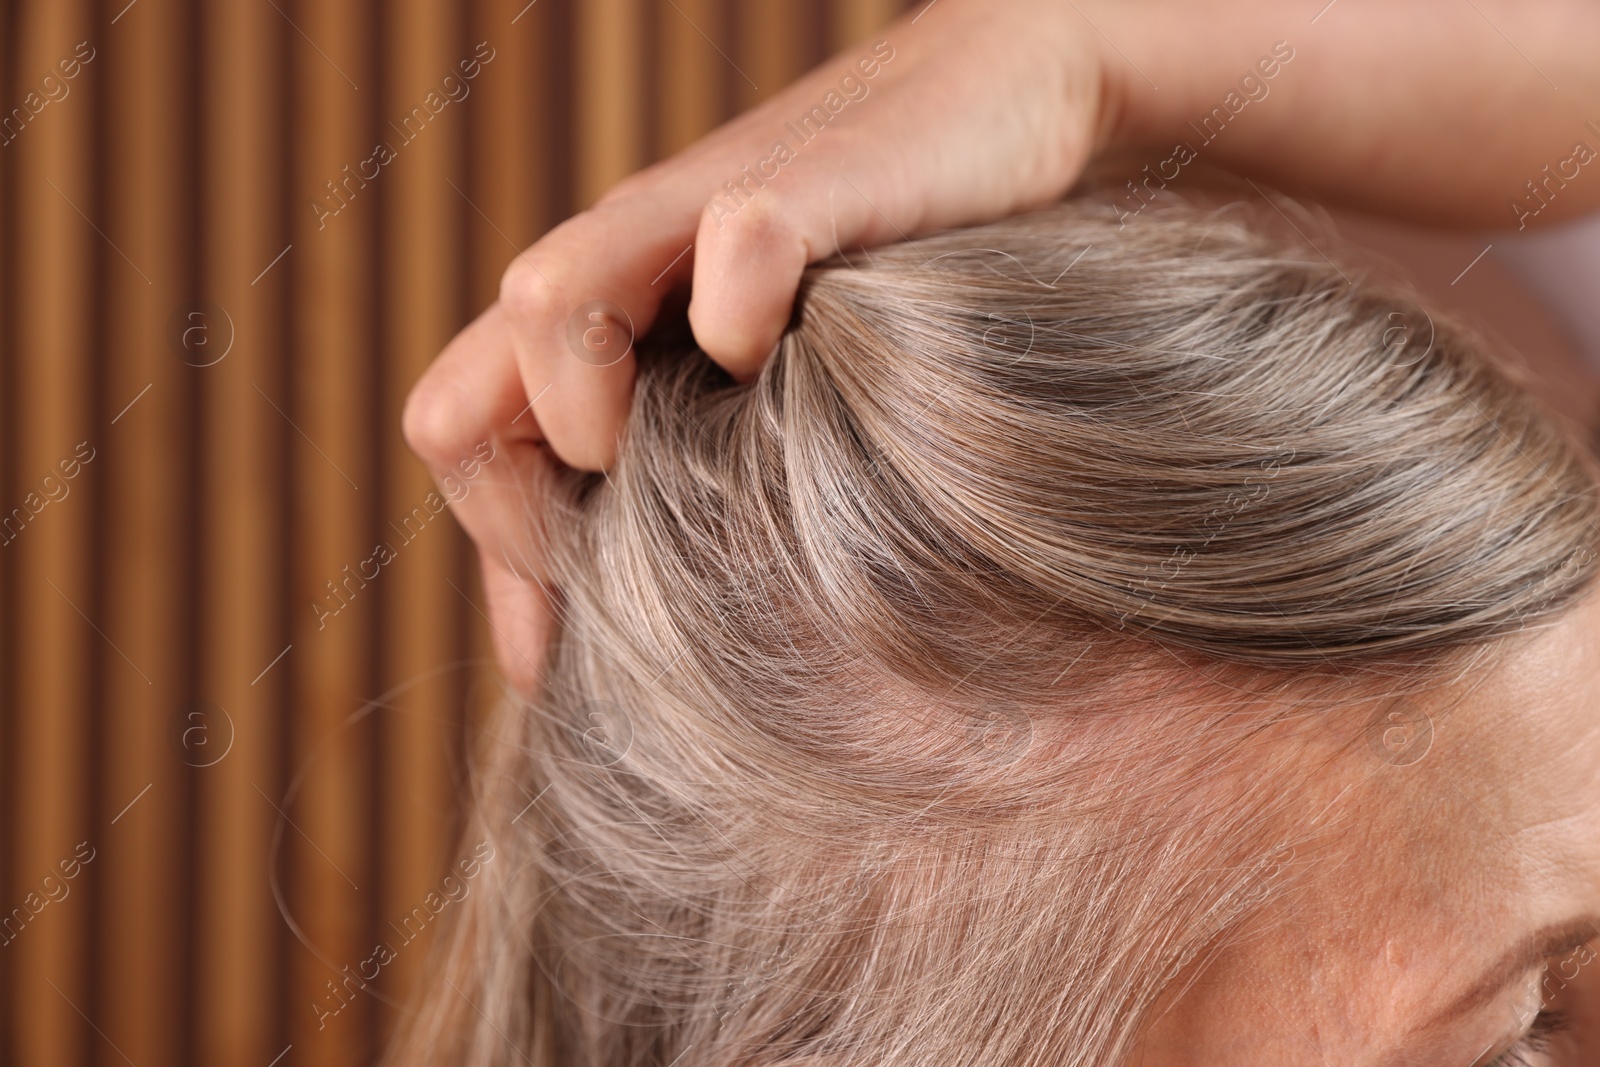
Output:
top-left (386, 192), bottom-right (1600, 1067)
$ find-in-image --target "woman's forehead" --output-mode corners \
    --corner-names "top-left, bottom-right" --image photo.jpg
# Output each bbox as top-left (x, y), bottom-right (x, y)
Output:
top-left (1444, 589), bottom-right (1600, 856)
top-left (1309, 589), bottom-right (1600, 916)
top-left (1333, 589), bottom-right (1600, 1026)
top-left (1138, 598), bottom-right (1600, 1062)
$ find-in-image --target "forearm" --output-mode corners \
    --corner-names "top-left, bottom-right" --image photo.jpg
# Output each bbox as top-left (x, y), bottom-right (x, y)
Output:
top-left (1087, 0), bottom-right (1600, 230)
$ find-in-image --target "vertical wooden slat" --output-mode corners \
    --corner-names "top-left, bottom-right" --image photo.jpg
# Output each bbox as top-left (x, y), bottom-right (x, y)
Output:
top-left (268, 7), bottom-right (299, 1060)
top-left (576, 0), bottom-right (644, 207)
top-left (287, 0), bottom-right (378, 1061)
top-left (102, 2), bottom-right (199, 1064)
top-left (97, 0), bottom-right (195, 1058)
top-left (658, 0), bottom-right (725, 157)
top-left (374, 0), bottom-right (468, 1049)
top-left (8, 1), bottom-right (96, 1064)
top-left (471, 0), bottom-right (553, 310)
top-left (737, 0), bottom-right (812, 111)
top-left (192, 0), bottom-right (289, 1061)
top-left (0, 0), bottom-right (17, 1052)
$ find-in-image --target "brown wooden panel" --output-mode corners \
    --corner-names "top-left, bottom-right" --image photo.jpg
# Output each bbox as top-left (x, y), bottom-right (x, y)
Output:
top-left (192, 0), bottom-right (291, 1062)
top-left (7, 1), bottom-right (96, 1064)
top-left (737, 0), bottom-right (814, 111)
top-left (0, 0), bottom-right (13, 1046)
top-left (285, 0), bottom-right (379, 1062)
top-left (576, 0), bottom-right (645, 207)
top-left (659, 0), bottom-right (727, 156)
top-left (94, 0), bottom-right (194, 1062)
top-left (374, 0), bottom-right (470, 1051)
top-left (477, 0), bottom-right (568, 266)
top-left (0, 1), bottom-right (844, 1062)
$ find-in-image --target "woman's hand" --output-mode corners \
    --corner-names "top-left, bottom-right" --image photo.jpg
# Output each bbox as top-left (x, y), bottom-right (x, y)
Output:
top-left (403, 0), bottom-right (1114, 692)
top-left (404, 0), bottom-right (1600, 694)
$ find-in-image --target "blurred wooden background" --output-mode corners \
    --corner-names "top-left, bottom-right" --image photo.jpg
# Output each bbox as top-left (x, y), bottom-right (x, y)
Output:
top-left (0, 1), bottom-right (904, 1064)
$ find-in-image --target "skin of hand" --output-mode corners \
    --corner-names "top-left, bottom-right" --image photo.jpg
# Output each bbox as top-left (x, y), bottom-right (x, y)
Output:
top-left (402, 0), bottom-right (1600, 696)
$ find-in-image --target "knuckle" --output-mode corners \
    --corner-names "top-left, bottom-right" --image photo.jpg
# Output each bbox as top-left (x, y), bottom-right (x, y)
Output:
top-left (400, 371), bottom-right (462, 465)
top-left (699, 189), bottom-right (796, 253)
top-left (497, 255), bottom-right (563, 331)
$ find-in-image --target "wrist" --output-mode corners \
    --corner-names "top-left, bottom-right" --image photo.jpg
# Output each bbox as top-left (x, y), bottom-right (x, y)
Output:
top-left (1066, 0), bottom-right (1294, 158)
top-left (1068, 0), bottom-right (1139, 160)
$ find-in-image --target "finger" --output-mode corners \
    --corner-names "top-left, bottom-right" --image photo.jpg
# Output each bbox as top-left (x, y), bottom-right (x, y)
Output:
top-left (404, 302), bottom-right (541, 466)
top-left (497, 193), bottom-right (701, 472)
top-left (685, 13), bottom-right (1101, 375)
top-left (403, 307), bottom-right (547, 576)
top-left (461, 436), bottom-right (561, 696)
top-left (403, 303), bottom-right (558, 691)
top-left (685, 135), bottom-right (926, 380)
top-left (473, 504), bottom-right (555, 698)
